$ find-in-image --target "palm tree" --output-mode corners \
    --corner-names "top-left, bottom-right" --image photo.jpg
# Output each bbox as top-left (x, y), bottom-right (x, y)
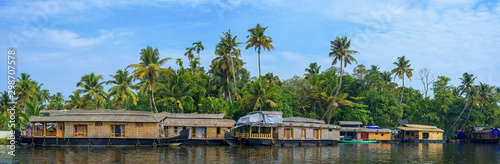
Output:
top-left (127, 46), bottom-right (174, 113)
top-left (215, 30), bottom-right (243, 102)
top-left (459, 87), bottom-right (481, 130)
top-left (38, 89), bottom-right (51, 105)
top-left (321, 36), bottom-right (358, 121)
top-left (446, 72), bottom-right (476, 134)
top-left (76, 72), bottom-right (107, 109)
top-left (192, 41), bottom-right (205, 60)
top-left (190, 57), bottom-right (200, 73)
top-left (241, 77), bottom-right (277, 111)
top-left (304, 62), bottom-right (321, 79)
top-left (211, 50), bottom-right (244, 104)
top-left (14, 73), bottom-right (37, 113)
top-left (245, 23), bottom-right (274, 77)
top-left (325, 93), bottom-right (353, 124)
top-left (106, 69), bottom-right (137, 110)
top-left (184, 47), bottom-right (194, 61)
top-left (48, 92), bottom-right (65, 110)
top-left (156, 75), bottom-right (192, 113)
top-left (391, 56), bottom-right (414, 105)
top-left (472, 82), bottom-right (494, 125)
top-left (65, 91), bottom-right (90, 109)
top-left (381, 71), bottom-right (392, 84)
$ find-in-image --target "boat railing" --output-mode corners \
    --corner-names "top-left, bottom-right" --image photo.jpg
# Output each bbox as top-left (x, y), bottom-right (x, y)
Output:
top-left (250, 133), bottom-right (272, 139)
top-left (33, 132), bottom-right (44, 137)
top-left (45, 132), bottom-right (57, 136)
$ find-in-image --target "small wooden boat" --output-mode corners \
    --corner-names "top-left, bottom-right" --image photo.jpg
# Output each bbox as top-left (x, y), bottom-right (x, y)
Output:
top-left (225, 111), bottom-right (340, 146)
top-left (339, 140), bottom-right (377, 143)
top-left (16, 109), bottom-right (189, 147)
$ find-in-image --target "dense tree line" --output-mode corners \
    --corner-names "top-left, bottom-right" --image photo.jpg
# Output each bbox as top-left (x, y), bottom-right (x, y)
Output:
top-left (2, 24), bottom-right (499, 139)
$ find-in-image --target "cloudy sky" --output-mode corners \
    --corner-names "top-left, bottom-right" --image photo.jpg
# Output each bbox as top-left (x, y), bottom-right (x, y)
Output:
top-left (1, 0), bottom-right (499, 98)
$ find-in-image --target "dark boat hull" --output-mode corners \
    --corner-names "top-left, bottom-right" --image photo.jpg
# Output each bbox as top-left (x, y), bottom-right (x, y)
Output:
top-left (246, 138), bottom-right (336, 146)
top-left (470, 138), bottom-right (499, 143)
top-left (184, 139), bottom-right (228, 145)
top-left (17, 129), bottom-right (190, 147)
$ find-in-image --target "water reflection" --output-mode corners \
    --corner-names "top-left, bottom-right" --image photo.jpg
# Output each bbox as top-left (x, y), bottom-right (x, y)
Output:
top-left (3, 143), bottom-right (500, 163)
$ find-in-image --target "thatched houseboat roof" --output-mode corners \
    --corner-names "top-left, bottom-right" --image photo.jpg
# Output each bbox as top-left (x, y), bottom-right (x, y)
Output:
top-left (30, 115), bottom-right (158, 123)
top-left (283, 117), bottom-right (325, 124)
top-left (394, 124), bottom-right (444, 132)
top-left (337, 121), bottom-right (363, 126)
top-left (340, 127), bottom-right (392, 133)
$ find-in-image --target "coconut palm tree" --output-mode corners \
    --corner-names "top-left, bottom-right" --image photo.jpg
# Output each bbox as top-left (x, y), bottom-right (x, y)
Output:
top-left (459, 87), bottom-right (481, 130)
top-left (304, 62), bottom-right (321, 79)
top-left (321, 36), bottom-right (358, 121)
top-left (391, 56), bottom-right (414, 105)
top-left (14, 73), bottom-right (37, 113)
top-left (241, 77), bottom-right (277, 111)
top-left (184, 47), bottom-right (194, 61)
top-left (215, 30), bottom-right (242, 101)
top-left (106, 69), bottom-right (137, 110)
top-left (190, 57), bottom-right (200, 73)
top-left (211, 50), bottom-right (243, 104)
top-left (38, 89), bottom-right (51, 105)
top-left (245, 23), bottom-right (274, 77)
top-left (446, 72), bottom-right (476, 134)
top-left (192, 41), bottom-right (204, 60)
top-left (76, 72), bottom-right (107, 109)
top-left (472, 82), bottom-right (494, 125)
top-left (325, 93), bottom-right (353, 124)
top-left (127, 46), bottom-right (174, 113)
top-left (65, 91), bottom-right (90, 109)
top-left (156, 75), bottom-right (192, 113)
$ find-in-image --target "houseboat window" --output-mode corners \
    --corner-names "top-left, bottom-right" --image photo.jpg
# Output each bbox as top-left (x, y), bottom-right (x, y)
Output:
top-left (74, 125), bottom-right (88, 137)
top-left (375, 133), bottom-right (378, 135)
top-left (423, 133), bottom-right (429, 139)
top-left (95, 122), bottom-right (102, 126)
top-left (111, 125), bottom-right (125, 137)
top-left (136, 123), bottom-right (143, 127)
top-left (217, 127), bottom-right (221, 134)
top-left (183, 127), bottom-right (186, 130)
top-left (59, 123), bottom-right (64, 130)
top-left (301, 129), bottom-right (306, 139)
top-left (313, 129), bottom-right (321, 140)
top-left (174, 127), bottom-right (178, 134)
top-left (329, 129), bottom-right (332, 132)
top-left (46, 122), bottom-right (57, 136)
top-left (381, 133), bottom-right (384, 136)
top-left (284, 128), bottom-right (293, 139)
top-left (33, 123), bottom-right (44, 137)
top-left (193, 127), bottom-right (207, 138)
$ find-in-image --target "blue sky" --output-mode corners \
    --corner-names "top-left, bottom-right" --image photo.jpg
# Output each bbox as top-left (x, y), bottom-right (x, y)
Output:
top-left (1, 0), bottom-right (499, 99)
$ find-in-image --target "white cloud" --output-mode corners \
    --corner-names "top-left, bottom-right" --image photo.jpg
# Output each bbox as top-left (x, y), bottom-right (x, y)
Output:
top-left (38, 29), bottom-right (113, 48)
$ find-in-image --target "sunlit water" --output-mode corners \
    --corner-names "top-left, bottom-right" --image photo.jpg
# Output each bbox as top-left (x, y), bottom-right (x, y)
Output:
top-left (1, 143), bottom-right (500, 163)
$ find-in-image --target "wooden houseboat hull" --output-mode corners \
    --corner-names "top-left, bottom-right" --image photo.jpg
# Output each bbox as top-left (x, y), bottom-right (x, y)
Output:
top-left (399, 138), bottom-right (445, 143)
top-left (183, 139), bottom-right (228, 145)
top-left (18, 129), bottom-right (189, 147)
top-left (470, 138), bottom-right (499, 143)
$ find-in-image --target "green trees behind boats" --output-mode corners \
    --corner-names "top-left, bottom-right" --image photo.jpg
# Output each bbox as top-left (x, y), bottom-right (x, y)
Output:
top-left (2, 24), bottom-right (500, 139)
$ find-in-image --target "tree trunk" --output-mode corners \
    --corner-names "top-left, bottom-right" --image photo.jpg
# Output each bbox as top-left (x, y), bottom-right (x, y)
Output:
top-left (229, 55), bottom-right (238, 99)
top-left (124, 99), bottom-right (127, 110)
top-left (400, 77), bottom-right (404, 105)
top-left (227, 76), bottom-right (233, 105)
top-left (321, 61), bottom-right (343, 121)
top-left (149, 92), bottom-right (153, 112)
top-left (445, 95), bottom-right (470, 134)
top-left (258, 52), bottom-right (261, 77)
top-left (459, 106), bottom-right (473, 131)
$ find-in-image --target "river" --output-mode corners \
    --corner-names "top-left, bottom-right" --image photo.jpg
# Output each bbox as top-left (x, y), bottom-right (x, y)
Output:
top-left (1, 143), bottom-right (500, 163)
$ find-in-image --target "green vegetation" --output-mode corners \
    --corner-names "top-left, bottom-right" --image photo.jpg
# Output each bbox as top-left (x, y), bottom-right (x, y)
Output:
top-left (2, 24), bottom-right (500, 140)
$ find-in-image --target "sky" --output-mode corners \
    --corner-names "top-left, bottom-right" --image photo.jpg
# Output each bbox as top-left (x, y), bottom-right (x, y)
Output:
top-left (1, 0), bottom-right (499, 99)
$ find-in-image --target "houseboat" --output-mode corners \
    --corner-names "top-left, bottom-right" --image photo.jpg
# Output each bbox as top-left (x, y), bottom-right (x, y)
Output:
top-left (156, 112), bottom-right (236, 145)
top-left (337, 121), bottom-right (391, 143)
top-left (470, 126), bottom-right (499, 143)
top-left (394, 124), bottom-right (445, 143)
top-left (17, 109), bottom-right (189, 147)
top-left (225, 111), bottom-right (340, 146)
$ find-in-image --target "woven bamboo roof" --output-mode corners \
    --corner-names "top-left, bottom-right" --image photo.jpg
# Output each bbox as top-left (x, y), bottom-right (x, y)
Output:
top-left (30, 115), bottom-right (158, 123)
top-left (337, 121), bottom-right (363, 126)
top-left (282, 122), bottom-right (339, 129)
top-left (165, 112), bottom-right (225, 119)
top-left (248, 111), bottom-right (283, 115)
top-left (340, 127), bottom-right (392, 133)
top-left (402, 124), bottom-right (438, 129)
top-left (39, 109), bottom-right (152, 116)
top-left (163, 118), bottom-right (235, 127)
top-left (283, 117), bottom-right (325, 124)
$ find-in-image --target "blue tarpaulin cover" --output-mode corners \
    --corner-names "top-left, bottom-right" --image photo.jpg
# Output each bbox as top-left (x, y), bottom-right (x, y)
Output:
top-left (365, 126), bottom-right (381, 129)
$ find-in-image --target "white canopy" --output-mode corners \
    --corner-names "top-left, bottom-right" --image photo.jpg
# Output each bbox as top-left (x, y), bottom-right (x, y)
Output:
top-left (234, 112), bottom-right (283, 128)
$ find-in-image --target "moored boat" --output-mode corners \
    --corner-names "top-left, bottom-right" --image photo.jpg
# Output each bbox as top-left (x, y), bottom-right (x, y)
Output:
top-left (17, 109), bottom-right (189, 147)
top-left (337, 121), bottom-right (391, 143)
top-left (470, 126), bottom-right (499, 143)
top-left (393, 124), bottom-right (445, 143)
top-left (225, 111), bottom-right (340, 146)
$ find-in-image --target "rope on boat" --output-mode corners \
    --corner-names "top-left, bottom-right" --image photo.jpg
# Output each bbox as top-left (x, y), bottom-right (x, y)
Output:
top-left (300, 141), bottom-right (303, 146)
top-left (31, 142), bottom-right (35, 147)
top-left (153, 142), bottom-right (157, 147)
top-left (107, 142), bottom-right (112, 147)
top-left (136, 142), bottom-right (140, 147)
top-left (281, 141), bottom-right (286, 146)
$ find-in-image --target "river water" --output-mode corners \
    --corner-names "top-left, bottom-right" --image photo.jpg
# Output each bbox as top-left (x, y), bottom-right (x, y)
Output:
top-left (1, 143), bottom-right (500, 163)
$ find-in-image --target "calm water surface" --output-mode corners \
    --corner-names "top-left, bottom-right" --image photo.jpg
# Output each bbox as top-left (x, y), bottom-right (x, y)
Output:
top-left (1, 143), bottom-right (500, 163)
